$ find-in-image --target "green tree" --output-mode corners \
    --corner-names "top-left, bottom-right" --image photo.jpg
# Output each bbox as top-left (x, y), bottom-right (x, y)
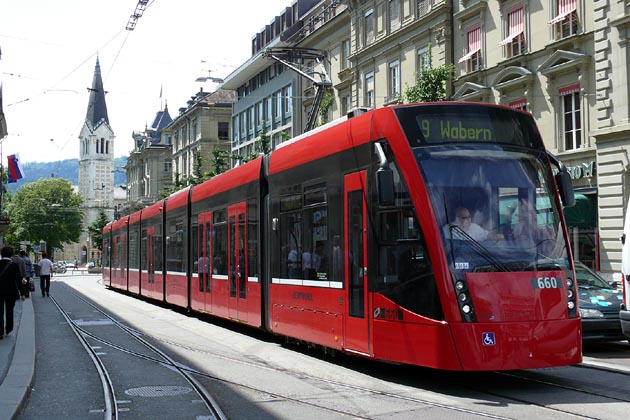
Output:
top-left (190, 149), bottom-right (205, 185)
top-left (87, 209), bottom-right (109, 252)
top-left (404, 46), bottom-right (454, 103)
top-left (5, 178), bottom-right (83, 252)
top-left (318, 90), bottom-right (334, 126)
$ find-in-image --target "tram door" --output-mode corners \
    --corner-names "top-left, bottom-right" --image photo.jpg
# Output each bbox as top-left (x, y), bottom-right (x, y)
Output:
top-left (228, 202), bottom-right (248, 322)
top-left (344, 171), bottom-right (370, 354)
top-left (198, 212), bottom-right (212, 311)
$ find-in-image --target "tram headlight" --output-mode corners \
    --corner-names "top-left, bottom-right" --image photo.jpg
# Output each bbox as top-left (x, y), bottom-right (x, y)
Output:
top-left (567, 289), bottom-right (574, 299)
top-left (566, 278), bottom-right (574, 288)
top-left (462, 304), bottom-right (472, 314)
top-left (567, 301), bottom-right (575, 310)
top-left (458, 293), bottom-right (468, 302)
top-left (455, 281), bottom-right (465, 291)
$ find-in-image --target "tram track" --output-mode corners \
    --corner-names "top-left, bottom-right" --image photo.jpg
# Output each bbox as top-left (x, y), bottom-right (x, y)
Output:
top-left (60, 286), bottom-right (515, 419)
top-left (50, 284), bottom-right (226, 420)
top-left (70, 280), bottom-right (630, 419)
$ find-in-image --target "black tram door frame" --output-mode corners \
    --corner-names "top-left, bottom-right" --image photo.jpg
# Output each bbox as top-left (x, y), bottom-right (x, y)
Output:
top-left (344, 170), bottom-right (370, 355)
top-left (198, 211), bottom-right (212, 311)
top-left (228, 202), bottom-right (248, 322)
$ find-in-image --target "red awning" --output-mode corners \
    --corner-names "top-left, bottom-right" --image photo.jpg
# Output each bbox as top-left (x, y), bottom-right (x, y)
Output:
top-left (499, 30), bottom-right (523, 46)
top-left (548, 6), bottom-right (576, 24)
top-left (458, 48), bottom-right (480, 63)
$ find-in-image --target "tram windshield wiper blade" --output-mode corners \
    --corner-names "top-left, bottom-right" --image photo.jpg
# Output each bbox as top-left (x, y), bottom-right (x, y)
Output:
top-left (448, 224), bottom-right (511, 272)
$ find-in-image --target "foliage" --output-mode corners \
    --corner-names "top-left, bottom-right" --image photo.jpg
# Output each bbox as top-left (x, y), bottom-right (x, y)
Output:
top-left (5, 178), bottom-right (83, 252)
top-left (234, 122), bottom-right (273, 166)
top-left (318, 90), bottom-right (334, 126)
top-left (190, 149), bottom-right (205, 186)
top-left (159, 172), bottom-right (186, 199)
top-left (87, 209), bottom-right (109, 252)
top-left (404, 46), bottom-right (454, 103)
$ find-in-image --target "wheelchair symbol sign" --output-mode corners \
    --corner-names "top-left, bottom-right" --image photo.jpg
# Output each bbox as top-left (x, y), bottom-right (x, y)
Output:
top-left (482, 332), bottom-right (496, 346)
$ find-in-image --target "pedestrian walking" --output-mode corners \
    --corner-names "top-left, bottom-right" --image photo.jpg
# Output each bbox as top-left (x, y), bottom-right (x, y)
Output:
top-left (0, 246), bottom-right (23, 340)
top-left (11, 250), bottom-right (27, 299)
top-left (20, 250), bottom-right (35, 298)
top-left (38, 252), bottom-right (54, 297)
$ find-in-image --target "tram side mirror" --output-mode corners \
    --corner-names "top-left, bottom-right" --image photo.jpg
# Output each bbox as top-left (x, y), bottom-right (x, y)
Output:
top-left (555, 170), bottom-right (575, 207)
top-left (376, 167), bottom-right (395, 207)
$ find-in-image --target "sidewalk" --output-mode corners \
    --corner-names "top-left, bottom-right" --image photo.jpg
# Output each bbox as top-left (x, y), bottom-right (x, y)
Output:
top-left (0, 297), bottom-right (35, 420)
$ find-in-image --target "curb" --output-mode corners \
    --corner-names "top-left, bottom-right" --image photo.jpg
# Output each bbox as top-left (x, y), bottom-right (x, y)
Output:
top-left (0, 298), bottom-right (35, 420)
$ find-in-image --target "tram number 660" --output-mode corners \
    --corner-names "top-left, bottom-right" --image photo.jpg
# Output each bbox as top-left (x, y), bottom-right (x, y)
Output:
top-left (531, 277), bottom-right (562, 289)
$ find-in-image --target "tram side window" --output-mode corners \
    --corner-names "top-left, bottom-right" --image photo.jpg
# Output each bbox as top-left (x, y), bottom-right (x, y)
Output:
top-left (191, 215), bottom-right (199, 274)
top-left (103, 237), bottom-right (110, 270)
top-left (303, 186), bottom-right (328, 280)
top-left (114, 236), bottom-right (121, 269)
top-left (247, 201), bottom-right (258, 278)
top-left (375, 164), bottom-right (443, 320)
top-left (213, 210), bottom-right (228, 275)
top-left (141, 228), bottom-right (148, 271)
top-left (129, 228), bottom-right (139, 270)
top-left (279, 194), bottom-right (302, 279)
top-left (153, 224), bottom-right (164, 274)
top-left (166, 210), bottom-right (186, 273)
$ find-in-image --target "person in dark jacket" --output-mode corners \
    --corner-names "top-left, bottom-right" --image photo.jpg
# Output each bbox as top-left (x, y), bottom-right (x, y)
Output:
top-left (0, 246), bottom-right (23, 339)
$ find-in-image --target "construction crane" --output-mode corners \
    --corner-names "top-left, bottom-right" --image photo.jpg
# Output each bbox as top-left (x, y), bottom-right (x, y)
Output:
top-left (126, 0), bottom-right (150, 31)
top-left (263, 47), bottom-right (332, 133)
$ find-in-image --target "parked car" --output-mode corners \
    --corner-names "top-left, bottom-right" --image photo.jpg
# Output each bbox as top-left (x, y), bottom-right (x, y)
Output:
top-left (575, 261), bottom-right (626, 343)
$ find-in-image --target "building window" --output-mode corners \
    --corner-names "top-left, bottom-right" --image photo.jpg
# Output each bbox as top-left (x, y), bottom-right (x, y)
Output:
top-left (365, 71), bottom-right (375, 108)
top-left (500, 6), bottom-right (525, 58)
top-left (164, 159), bottom-right (172, 173)
top-left (418, 0), bottom-right (432, 16)
top-left (560, 84), bottom-right (581, 151)
top-left (218, 122), bottom-right (229, 140)
top-left (509, 98), bottom-right (527, 112)
top-left (282, 85), bottom-right (292, 118)
top-left (458, 26), bottom-right (482, 72)
top-left (417, 46), bottom-right (430, 74)
top-left (549, 0), bottom-right (578, 39)
top-left (341, 95), bottom-right (351, 115)
top-left (364, 9), bottom-right (374, 46)
top-left (388, 60), bottom-right (401, 102)
top-left (274, 91), bottom-right (282, 122)
top-left (389, 0), bottom-right (400, 32)
top-left (341, 39), bottom-right (351, 70)
top-left (248, 107), bottom-right (255, 138)
top-left (239, 112), bottom-right (246, 140)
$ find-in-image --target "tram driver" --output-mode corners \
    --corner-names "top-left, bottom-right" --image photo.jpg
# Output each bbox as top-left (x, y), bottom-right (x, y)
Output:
top-left (443, 207), bottom-right (504, 241)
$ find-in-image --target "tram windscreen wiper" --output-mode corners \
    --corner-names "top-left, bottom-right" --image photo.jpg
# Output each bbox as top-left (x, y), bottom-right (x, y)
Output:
top-left (448, 224), bottom-right (511, 272)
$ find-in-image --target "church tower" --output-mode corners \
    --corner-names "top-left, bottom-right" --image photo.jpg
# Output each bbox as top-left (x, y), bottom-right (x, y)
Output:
top-left (78, 57), bottom-right (115, 262)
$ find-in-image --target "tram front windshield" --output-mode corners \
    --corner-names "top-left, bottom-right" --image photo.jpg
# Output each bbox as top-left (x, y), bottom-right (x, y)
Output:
top-left (416, 145), bottom-right (570, 273)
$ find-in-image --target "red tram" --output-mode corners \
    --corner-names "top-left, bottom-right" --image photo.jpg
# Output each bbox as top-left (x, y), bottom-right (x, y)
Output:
top-left (103, 102), bottom-right (582, 370)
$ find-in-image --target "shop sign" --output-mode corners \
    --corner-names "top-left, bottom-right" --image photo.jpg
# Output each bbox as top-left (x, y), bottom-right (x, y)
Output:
top-left (563, 161), bottom-right (596, 180)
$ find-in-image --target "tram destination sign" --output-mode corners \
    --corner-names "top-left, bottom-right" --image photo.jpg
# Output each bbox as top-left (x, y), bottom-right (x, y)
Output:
top-left (396, 104), bottom-right (542, 149)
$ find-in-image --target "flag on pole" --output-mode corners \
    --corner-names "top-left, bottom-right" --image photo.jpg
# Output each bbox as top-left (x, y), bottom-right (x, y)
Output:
top-left (7, 153), bottom-right (25, 183)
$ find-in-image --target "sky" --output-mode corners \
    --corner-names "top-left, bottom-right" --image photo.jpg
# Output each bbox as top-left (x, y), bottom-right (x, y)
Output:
top-left (0, 0), bottom-right (293, 163)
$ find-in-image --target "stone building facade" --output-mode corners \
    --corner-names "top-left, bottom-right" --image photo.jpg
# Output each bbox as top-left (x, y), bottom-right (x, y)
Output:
top-left (163, 89), bottom-right (234, 179)
top-left (125, 105), bottom-right (173, 211)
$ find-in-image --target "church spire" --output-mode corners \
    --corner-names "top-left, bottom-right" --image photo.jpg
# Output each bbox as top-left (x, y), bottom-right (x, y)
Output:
top-left (85, 57), bottom-right (109, 128)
